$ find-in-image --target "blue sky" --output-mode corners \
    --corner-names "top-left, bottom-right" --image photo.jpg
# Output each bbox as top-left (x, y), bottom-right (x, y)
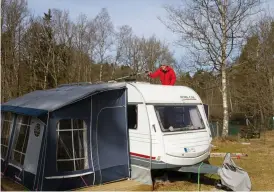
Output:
top-left (27, 0), bottom-right (183, 59)
top-left (27, 0), bottom-right (274, 61)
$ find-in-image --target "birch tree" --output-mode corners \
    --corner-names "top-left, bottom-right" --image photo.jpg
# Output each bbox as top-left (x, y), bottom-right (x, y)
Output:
top-left (162, 0), bottom-right (261, 136)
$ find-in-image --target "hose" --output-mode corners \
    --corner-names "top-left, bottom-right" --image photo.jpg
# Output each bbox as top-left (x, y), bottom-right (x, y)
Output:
top-left (198, 162), bottom-right (204, 191)
top-left (111, 71), bottom-right (149, 81)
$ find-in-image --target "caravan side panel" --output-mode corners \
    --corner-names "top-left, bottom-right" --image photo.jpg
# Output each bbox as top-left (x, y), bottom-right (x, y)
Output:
top-left (129, 104), bottom-right (166, 169)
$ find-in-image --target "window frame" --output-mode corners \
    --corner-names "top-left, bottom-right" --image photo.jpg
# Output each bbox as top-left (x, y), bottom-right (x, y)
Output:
top-left (10, 115), bottom-right (32, 167)
top-left (56, 119), bottom-right (88, 172)
top-left (1, 112), bottom-right (14, 160)
top-left (154, 105), bottom-right (206, 133)
top-left (127, 104), bottom-right (138, 130)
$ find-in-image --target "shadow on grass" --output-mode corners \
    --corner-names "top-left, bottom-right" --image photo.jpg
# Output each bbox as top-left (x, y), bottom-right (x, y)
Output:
top-left (170, 171), bottom-right (218, 185)
top-left (152, 170), bottom-right (220, 190)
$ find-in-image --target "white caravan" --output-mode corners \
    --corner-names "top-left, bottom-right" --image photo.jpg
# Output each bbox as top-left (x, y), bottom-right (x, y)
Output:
top-left (125, 82), bottom-right (212, 169)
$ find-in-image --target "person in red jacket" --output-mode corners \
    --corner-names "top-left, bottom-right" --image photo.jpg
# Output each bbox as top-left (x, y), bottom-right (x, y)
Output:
top-left (147, 64), bottom-right (176, 85)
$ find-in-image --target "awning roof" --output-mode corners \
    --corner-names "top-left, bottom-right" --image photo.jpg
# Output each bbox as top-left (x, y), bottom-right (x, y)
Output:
top-left (1, 82), bottom-right (126, 117)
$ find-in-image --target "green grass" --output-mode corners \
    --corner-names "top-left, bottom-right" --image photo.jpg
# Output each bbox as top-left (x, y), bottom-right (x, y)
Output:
top-left (155, 131), bottom-right (274, 191)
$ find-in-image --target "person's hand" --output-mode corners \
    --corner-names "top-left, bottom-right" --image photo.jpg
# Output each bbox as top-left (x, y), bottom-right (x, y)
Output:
top-left (147, 71), bottom-right (152, 75)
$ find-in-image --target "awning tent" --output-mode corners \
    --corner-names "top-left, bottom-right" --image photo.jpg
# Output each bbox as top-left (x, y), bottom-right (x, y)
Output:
top-left (1, 82), bottom-right (130, 191)
top-left (1, 83), bottom-right (127, 116)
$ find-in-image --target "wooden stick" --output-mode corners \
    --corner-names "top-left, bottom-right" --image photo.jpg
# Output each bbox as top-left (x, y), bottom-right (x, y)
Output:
top-left (210, 153), bottom-right (248, 157)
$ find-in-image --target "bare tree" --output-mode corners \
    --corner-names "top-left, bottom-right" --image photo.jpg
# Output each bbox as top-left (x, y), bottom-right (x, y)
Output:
top-left (72, 13), bottom-right (89, 81)
top-left (50, 9), bottom-right (75, 84)
top-left (1, 0), bottom-right (29, 99)
top-left (161, 0), bottom-right (261, 136)
top-left (93, 8), bottom-right (114, 63)
top-left (251, 15), bottom-right (274, 117)
top-left (52, 9), bottom-right (74, 46)
top-left (113, 25), bottom-right (133, 78)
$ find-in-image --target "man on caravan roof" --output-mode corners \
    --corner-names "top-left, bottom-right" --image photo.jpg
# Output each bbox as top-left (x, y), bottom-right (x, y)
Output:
top-left (147, 64), bottom-right (176, 85)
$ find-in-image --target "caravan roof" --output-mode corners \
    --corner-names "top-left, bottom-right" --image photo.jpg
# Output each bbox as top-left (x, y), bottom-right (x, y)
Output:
top-left (126, 82), bottom-right (203, 104)
top-left (1, 82), bottom-right (203, 116)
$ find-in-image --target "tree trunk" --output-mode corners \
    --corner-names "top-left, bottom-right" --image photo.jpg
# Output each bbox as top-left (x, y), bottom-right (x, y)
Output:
top-left (78, 52), bottom-right (81, 82)
top-left (221, 66), bottom-right (229, 136)
top-left (259, 103), bottom-right (265, 129)
top-left (221, 0), bottom-right (229, 137)
top-left (17, 25), bottom-right (21, 97)
top-left (43, 62), bottom-right (49, 90)
top-left (99, 64), bottom-right (103, 81)
top-left (111, 63), bottom-right (116, 80)
top-left (269, 75), bottom-right (274, 116)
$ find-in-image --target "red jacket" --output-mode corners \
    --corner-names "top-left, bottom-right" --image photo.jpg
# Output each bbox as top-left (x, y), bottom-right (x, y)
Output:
top-left (149, 66), bottom-right (176, 85)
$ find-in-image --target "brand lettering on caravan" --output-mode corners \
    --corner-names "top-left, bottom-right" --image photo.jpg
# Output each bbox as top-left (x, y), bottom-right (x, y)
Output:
top-left (180, 96), bottom-right (196, 100)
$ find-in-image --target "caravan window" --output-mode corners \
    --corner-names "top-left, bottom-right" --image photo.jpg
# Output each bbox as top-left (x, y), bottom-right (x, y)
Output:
top-left (56, 119), bottom-right (88, 172)
top-left (154, 105), bottom-right (205, 132)
top-left (127, 105), bottom-right (137, 129)
top-left (1, 112), bottom-right (13, 159)
top-left (11, 115), bottom-right (31, 166)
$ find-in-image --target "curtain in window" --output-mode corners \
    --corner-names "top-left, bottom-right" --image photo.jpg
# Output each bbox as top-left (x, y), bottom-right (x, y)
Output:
top-left (189, 108), bottom-right (203, 129)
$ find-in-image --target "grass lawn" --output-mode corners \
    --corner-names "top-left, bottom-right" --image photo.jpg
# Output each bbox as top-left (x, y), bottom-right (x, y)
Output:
top-left (155, 131), bottom-right (274, 191)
